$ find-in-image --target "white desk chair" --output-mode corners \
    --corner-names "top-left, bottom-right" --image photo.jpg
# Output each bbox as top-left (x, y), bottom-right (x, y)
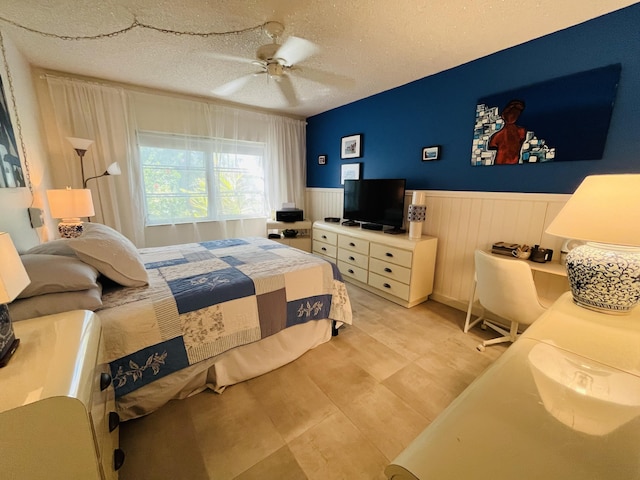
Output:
top-left (466, 250), bottom-right (548, 351)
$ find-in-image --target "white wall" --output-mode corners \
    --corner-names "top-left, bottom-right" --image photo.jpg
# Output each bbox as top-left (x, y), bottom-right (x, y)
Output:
top-left (305, 187), bottom-right (571, 313)
top-left (0, 32), bottom-right (55, 251)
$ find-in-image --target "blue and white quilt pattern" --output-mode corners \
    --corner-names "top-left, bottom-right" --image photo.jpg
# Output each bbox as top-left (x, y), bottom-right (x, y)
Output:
top-left (98, 237), bottom-right (351, 397)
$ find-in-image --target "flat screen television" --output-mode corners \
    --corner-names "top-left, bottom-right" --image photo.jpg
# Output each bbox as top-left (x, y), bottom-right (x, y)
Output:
top-left (343, 178), bottom-right (406, 231)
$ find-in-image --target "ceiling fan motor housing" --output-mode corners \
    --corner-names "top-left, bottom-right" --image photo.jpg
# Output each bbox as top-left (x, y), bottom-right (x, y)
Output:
top-left (256, 43), bottom-right (280, 62)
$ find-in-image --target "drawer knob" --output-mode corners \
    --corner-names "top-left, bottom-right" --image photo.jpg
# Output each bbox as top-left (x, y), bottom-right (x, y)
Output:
top-left (113, 448), bottom-right (126, 471)
top-left (349, 242), bottom-right (355, 247)
top-left (383, 283), bottom-right (391, 289)
top-left (322, 247), bottom-right (327, 251)
top-left (322, 235), bottom-right (327, 239)
top-left (349, 256), bottom-right (355, 261)
top-left (348, 269), bottom-right (354, 274)
top-left (108, 411), bottom-right (121, 432)
top-left (100, 372), bottom-right (112, 391)
top-left (384, 267), bottom-right (392, 273)
top-left (386, 252), bottom-right (394, 258)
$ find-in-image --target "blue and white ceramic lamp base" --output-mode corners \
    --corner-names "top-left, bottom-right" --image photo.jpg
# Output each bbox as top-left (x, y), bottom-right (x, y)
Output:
top-left (58, 221), bottom-right (84, 238)
top-left (565, 242), bottom-right (640, 314)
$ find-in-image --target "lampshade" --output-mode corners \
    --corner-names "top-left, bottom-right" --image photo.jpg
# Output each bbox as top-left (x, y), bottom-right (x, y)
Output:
top-left (106, 162), bottom-right (121, 175)
top-left (66, 136), bottom-right (94, 152)
top-left (546, 174), bottom-right (640, 246)
top-left (47, 188), bottom-right (95, 219)
top-left (0, 232), bottom-right (29, 367)
top-left (546, 174), bottom-right (640, 314)
top-left (0, 232), bottom-right (30, 304)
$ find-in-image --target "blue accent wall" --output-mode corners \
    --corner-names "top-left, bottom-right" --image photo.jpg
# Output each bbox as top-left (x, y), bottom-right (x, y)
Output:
top-left (306, 4), bottom-right (640, 194)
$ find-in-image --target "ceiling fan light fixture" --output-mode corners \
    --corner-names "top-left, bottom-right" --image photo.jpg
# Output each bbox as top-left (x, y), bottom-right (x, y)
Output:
top-left (267, 63), bottom-right (284, 78)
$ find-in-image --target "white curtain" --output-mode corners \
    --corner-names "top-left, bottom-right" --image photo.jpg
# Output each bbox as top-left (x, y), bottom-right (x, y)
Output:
top-left (42, 76), bottom-right (306, 247)
top-left (44, 76), bottom-right (141, 243)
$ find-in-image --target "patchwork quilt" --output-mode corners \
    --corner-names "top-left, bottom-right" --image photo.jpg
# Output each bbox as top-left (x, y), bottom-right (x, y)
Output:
top-left (98, 237), bottom-right (352, 397)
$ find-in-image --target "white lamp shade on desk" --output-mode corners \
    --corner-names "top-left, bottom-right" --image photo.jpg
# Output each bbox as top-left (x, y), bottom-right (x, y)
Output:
top-left (546, 174), bottom-right (640, 314)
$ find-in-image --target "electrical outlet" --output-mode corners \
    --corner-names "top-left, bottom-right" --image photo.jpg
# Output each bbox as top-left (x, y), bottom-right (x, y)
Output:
top-left (28, 207), bottom-right (44, 228)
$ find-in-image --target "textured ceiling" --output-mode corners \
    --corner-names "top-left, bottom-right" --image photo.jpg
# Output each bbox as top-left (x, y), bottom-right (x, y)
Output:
top-left (1, 0), bottom-right (637, 117)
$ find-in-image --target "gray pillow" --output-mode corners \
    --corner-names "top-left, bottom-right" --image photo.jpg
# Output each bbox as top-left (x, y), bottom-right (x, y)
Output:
top-left (66, 223), bottom-right (149, 287)
top-left (9, 286), bottom-right (103, 322)
top-left (18, 254), bottom-right (100, 299)
top-left (26, 239), bottom-right (76, 257)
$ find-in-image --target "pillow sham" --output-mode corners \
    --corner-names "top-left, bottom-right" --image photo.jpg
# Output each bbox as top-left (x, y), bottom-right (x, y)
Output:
top-left (26, 239), bottom-right (76, 256)
top-left (9, 286), bottom-right (103, 322)
top-left (17, 254), bottom-right (100, 299)
top-left (66, 223), bottom-right (149, 287)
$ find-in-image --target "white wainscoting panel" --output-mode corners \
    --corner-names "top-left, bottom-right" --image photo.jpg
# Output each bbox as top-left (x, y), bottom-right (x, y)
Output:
top-left (306, 188), bottom-right (572, 314)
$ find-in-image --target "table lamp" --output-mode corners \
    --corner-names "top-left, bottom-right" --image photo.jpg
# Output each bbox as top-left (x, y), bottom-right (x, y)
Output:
top-left (546, 174), bottom-right (640, 314)
top-left (0, 232), bottom-right (30, 367)
top-left (46, 187), bottom-right (95, 238)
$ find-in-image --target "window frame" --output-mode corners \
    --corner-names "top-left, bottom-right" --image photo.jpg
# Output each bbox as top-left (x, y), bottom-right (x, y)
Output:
top-left (137, 131), bottom-right (268, 226)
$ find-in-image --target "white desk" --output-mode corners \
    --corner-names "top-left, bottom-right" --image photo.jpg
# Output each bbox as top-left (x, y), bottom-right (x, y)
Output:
top-left (463, 254), bottom-right (567, 333)
top-left (387, 293), bottom-right (640, 480)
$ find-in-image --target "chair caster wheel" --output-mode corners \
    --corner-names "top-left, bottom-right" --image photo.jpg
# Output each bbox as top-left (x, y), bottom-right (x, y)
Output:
top-left (476, 344), bottom-right (486, 352)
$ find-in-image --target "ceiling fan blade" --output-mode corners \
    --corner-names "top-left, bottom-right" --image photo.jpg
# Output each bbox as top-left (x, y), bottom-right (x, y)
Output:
top-left (201, 51), bottom-right (256, 65)
top-left (212, 73), bottom-right (256, 96)
top-left (275, 36), bottom-right (320, 66)
top-left (292, 66), bottom-right (355, 89)
top-left (276, 75), bottom-right (299, 107)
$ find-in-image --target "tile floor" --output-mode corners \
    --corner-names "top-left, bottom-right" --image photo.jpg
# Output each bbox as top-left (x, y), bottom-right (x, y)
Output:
top-left (119, 283), bottom-right (506, 480)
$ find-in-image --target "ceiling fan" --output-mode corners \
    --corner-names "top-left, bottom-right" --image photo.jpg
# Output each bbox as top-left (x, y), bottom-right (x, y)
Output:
top-left (211, 21), bottom-right (352, 107)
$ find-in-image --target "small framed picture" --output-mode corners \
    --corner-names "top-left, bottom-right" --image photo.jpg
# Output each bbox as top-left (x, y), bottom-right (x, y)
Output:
top-left (341, 163), bottom-right (361, 185)
top-left (318, 154), bottom-right (327, 165)
top-left (341, 134), bottom-right (363, 159)
top-left (422, 145), bottom-right (441, 161)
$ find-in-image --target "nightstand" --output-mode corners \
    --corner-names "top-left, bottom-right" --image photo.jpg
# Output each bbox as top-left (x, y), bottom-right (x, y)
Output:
top-left (266, 219), bottom-right (312, 252)
top-left (0, 310), bottom-right (124, 480)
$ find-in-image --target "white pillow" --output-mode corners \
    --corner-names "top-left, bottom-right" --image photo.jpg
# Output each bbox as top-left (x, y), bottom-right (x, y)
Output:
top-left (66, 223), bottom-right (149, 287)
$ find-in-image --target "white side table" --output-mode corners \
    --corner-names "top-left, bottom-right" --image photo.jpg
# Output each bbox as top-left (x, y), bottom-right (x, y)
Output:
top-left (0, 310), bottom-right (123, 479)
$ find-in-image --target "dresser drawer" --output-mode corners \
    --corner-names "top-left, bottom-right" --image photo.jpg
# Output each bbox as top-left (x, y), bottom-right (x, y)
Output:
top-left (368, 272), bottom-right (410, 301)
top-left (370, 242), bottom-right (412, 268)
top-left (338, 235), bottom-right (370, 255)
top-left (313, 229), bottom-right (337, 246)
top-left (338, 260), bottom-right (368, 283)
top-left (338, 248), bottom-right (369, 269)
top-left (369, 258), bottom-right (411, 285)
top-left (313, 242), bottom-right (337, 259)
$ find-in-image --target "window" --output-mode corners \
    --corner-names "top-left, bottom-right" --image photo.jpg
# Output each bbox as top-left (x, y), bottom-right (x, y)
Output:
top-left (138, 132), bottom-right (268, 225)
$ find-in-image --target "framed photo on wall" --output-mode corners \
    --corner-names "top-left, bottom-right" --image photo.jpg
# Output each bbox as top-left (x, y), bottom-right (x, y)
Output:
top-left (341, 163), bottom-right (361, 184)
top-left (422, 145), bottom-right (440, 161)
top-left (341, 134), bottom-right (363, 159)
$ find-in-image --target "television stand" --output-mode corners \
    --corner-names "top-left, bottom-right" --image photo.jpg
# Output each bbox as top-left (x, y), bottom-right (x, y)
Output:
top-left (341, 220), bottom-right (360, 227)
top-left (361, 223), bottom-right (383, 231)
top-left (384, 227), bottom-right (406, 235)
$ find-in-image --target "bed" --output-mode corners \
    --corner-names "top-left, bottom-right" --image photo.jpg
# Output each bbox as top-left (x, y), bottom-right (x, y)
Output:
top-left (9, 223), bottom-right (352, 420)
